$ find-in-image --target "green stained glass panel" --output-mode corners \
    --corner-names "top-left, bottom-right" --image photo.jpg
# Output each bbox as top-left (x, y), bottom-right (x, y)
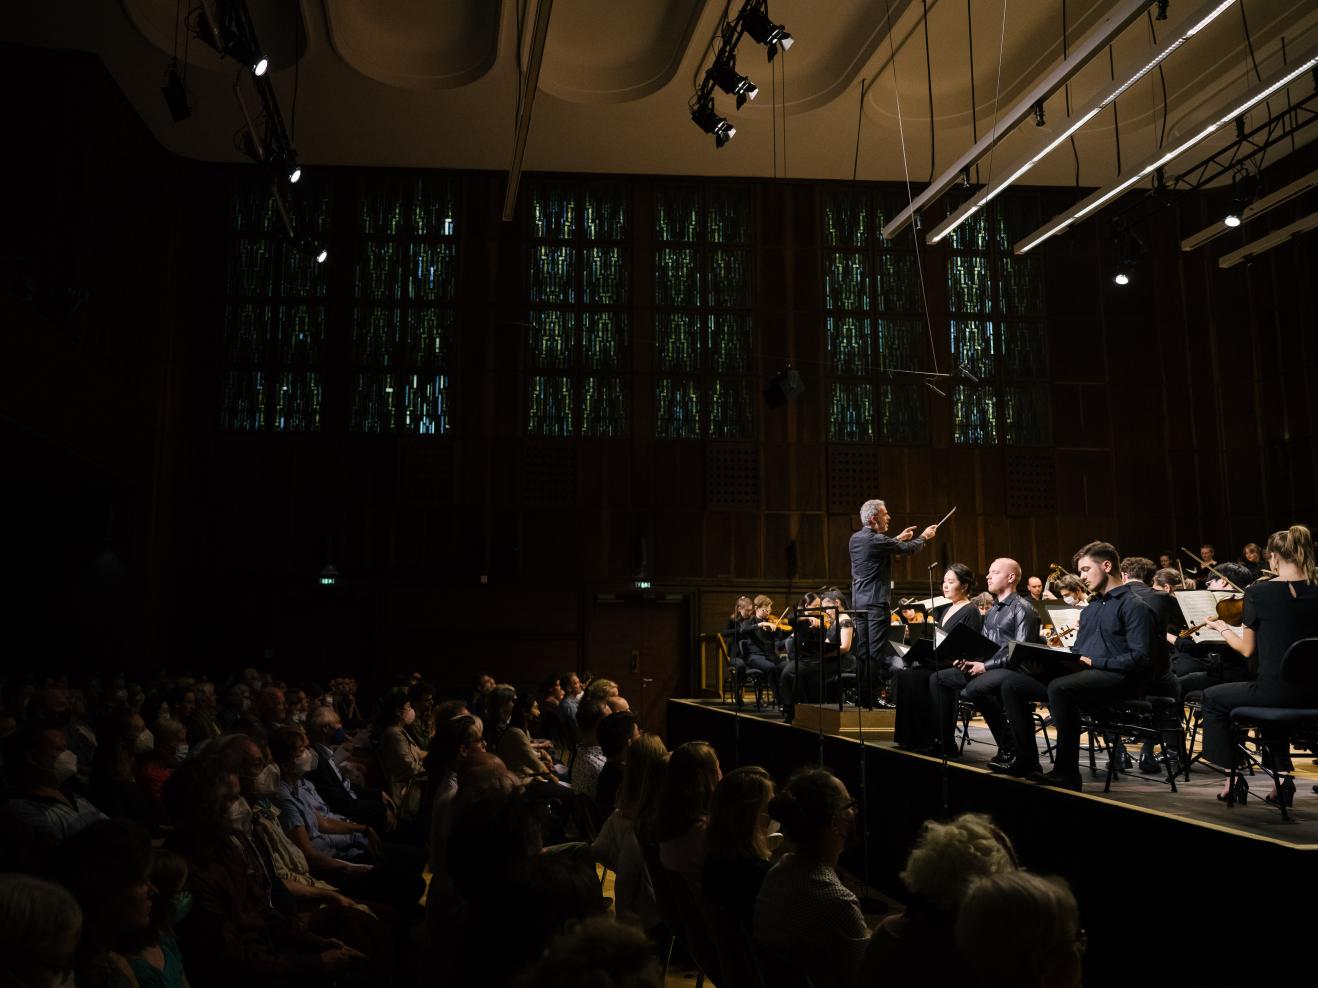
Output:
top-left (352, 307), bottom-right (402, 365)
top-left (528, 375), bottom-right (574, 437)
top-left (825, 252), bottom-right (871, 311)
top-left (878, 381), bottom-right (928, 444)
top-left (220, 370), bottom-right (266, 430)
top-left (655, 186), bottom-right (699, 243)
top-left (228, 239), bottom-right (275, 297)
top-left (951, 319), bottom-right (995, 379)
top-left (706, 187), bottom-right (750, 244)
top-left (583, 246), bottom-right (627, 305)
top-left (351, 372), bottom-right (396, 432)
top-left (948, 254), bottom-right (991, 313)
top-left (655, 311), bottom-right (700, 372)
top-left (356, 242), bottom-right (403, 301)
top-left (823, 189), bottom-right (869, 247)
top-left (826, 315), bottom-right (872, 376)
top-left (224, 303), bottom-right (270, 364)
top-left (412, 179), bottom-right (457, 237)
top-left (584, 186), bottom-right (628, 241)
top-left (947, 204), bottom-right (988, 251)
top-left (274, 305), bottom-right (324, 364)
top-left (994, 196), bottom-right (1041, 252)
top-left (656, 248), bottom-right (699, 306)
top-left (529, 309), bottom-right (576, 369)
top-left (952, 383), bottom-right (998, 445)
top-left (878, 253), bottom-right (922, 312)
top-left (581, 376), bottom-right (628, 436)
top-left (656, 377), bottom-right (701, 439)
top-left (828, 382), bottom-right (876, 442)
top-left (232, 190), bottom-right (276, 234)
top-left (1001, 321), bottom-right (1048, 380)
top-left (411, 307), bottom-right (450, 364)
top-left (273, 371), bottom-right (321, 431)
top-left (281, 242), bottom-right (329, 298)
top-left (708, 378), bottom-right (753, 439)
top-left (408, 242), bottom-right (457, 302)
top-left (582, 311), bottom-right (626, 370)
top-left (999, 256), bottom-right (1043, 316)
top-left (360, 182), bottom-right (406, 235)
top-left (877, 319), bottom-right (923, 373)
top-left (531, 245), bottom-right (575, 303)
top-left (532, 185), bottom-right (576, 240)
top-left (1002, 384), bottom-right (1051, 446)
top-left (707, 313), bottom-right (751, 374)
top-left (399, 372), bottom-right (448, 435)
top-left (707, 249), bottom-right (749, 308)
top-left (876, 192), bottom-right (915, 249)
top-left (287, 187), bottom-right (331, 236)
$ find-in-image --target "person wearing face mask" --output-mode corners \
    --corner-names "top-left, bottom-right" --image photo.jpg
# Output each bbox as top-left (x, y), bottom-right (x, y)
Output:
top-left (1052, 574), bottom-right (1090, 608)
top-left (303, 704), bottom-right (396, 834)
top-left (369, 693), bottom-right (426, 820)
top-left (284, 688), bottom-right (310, 727)
top-left (184, 682), bottom-right (222, 744)
top-left (0, 725), bottom-right (108, 869)
top-left (753, 769), bottom-right (869, 988)
top-left (88, 710), bottom-right (161, 835)
top-left (270, 727), bottom-right (425, 920)
top-left (0, 873), bottom-right (83, 988)
top-left (256, 687), bottom-right (289, 738)
top-left (138, 719), bottom-right (189, 823)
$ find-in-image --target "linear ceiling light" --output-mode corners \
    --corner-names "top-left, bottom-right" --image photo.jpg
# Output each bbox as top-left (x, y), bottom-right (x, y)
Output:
top-left (927, 0), bottom-right (1237, 245)
top-left (1014, 47), bottom-right (1318, 255)
top-left (880, 0), bottom-right (1161, 242)
top-left (1218, 209), bottom-right (1318, 268)
top-left (1180, 168), bottom-right (1318, 250)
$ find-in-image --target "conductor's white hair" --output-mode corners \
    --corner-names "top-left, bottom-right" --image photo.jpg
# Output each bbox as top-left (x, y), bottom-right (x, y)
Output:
top-left (860, 500), bottom-right (886, 526)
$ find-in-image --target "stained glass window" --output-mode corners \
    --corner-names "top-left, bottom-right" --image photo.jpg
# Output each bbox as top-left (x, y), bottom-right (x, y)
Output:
top-left (948, 193), bottom-right (1050, 446)
top-left (350, 175), bottom-right (457, 434)
top-left (653, 184), bottom-right (754, 440)
top-left (527, 181), bottom-right (630, 437)
top-left (221, 182), bottom-right (330, 431)
top-left (822, 187), bottom-right (928, 444)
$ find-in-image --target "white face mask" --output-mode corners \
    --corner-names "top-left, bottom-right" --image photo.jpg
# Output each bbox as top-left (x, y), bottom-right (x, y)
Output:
top-left (134, 730), bottom-right (154, 755)
top-left (227, 796), bottom-right (254, 835)
top-left (175, 743), bottom-right (190, 761)
top-left (251, 763), bottom-right (281, 795)
top-left (1062, 594), bottom-right (1077, 606)
top-left (291, 711), bottom-right (306, 724)
top-left (50, 749), bottom-right (79, 785)
top-left (292, 749), bottom-right (316, 776)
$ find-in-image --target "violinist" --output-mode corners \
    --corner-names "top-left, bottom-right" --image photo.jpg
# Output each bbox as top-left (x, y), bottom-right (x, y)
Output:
top-left (1202, 526), bottom-right (1318, 804)
top-left (778, 591), bottom-right (855, 723)
top-left (1240, 542), bottom-right (1266, 581)
top-left (1163, 564), bottom-right (1251, 694)
top-left (735, 595), bottom-right (786, 680)
top-left (1051, 575), bottom-right (1090, 607)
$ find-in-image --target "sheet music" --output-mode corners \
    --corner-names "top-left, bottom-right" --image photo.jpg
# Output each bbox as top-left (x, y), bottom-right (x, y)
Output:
top-left (934, 626), bottom-right (947, 647)
top-left (891, 641), bottom-right (911, 657)
top-left (1042, 603), bottom-right (1082, 647)
top-left (907, 595), bottom-right (951, 610)
top-left (1176, 590), bottom-right (1243, 643)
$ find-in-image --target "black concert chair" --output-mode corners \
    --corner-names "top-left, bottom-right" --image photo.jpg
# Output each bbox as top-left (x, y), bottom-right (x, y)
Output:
top-left (736, 640), bottom-right (769, 710)
top-left (1086, 694), bottom-right (1187, 793)
top-left (1225, 637), bottom-right (1318, 822)
top-left (701, 895), bottom-right (766, 988)
top-left (639, 834), bottom-right (716, 987)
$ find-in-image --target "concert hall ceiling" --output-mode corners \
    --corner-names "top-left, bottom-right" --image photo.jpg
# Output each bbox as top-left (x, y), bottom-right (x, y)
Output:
top-left (3, 0), bottom-right (1316, 185)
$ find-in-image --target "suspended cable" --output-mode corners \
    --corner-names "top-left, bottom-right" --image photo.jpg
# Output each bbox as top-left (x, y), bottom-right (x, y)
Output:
top-left (1063, 0), bottom-right (1080, 187)
top-left (966, 0), bottom-right (978, 183)
top-left (979, 0), bottom-right (1010, 190)
top-left (923, 0), bottom-right (935, 183)
top-left (1109, 45), bottom-right (1122, 176)
top-left (852, 79), bottom-right (866, 182)
top-left (1146, 10), bottom-right (1169, 150)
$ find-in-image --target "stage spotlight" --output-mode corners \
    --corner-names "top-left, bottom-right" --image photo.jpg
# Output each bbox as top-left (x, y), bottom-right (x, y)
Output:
top-left (691, 99), bottom-right (736, 148)
top-left (1032, 100), bottom-right (1046, 127)
top-left (161, 62), bottom-right (193, 122)
top-left (1225, 170), bottom-right (1258, 229)
top-left (228, 37), bottom-right (267, 76)
top-left (743, 5), bottom-right (793, 61)
top-left (1112, 226), bottom-right (1142, 287)
top-left (1113, 268), bottom-right (1131, 286)
top-left (707, 59), bottom-right (758, 109)
top-left (315, 246), bottom-right (328, 264)
top-left (288, 162), bottom-right (302, 184)
top-left (1223, 212), bottom-right (1241, 228)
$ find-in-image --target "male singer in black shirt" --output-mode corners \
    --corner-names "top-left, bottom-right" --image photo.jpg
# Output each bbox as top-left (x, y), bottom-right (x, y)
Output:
top-left (999, 541), bottom-right (1158, 790)
top-left (931, 557), bottom-right (1040, 761)
top-left (849, 499), bottom-right (938, 696)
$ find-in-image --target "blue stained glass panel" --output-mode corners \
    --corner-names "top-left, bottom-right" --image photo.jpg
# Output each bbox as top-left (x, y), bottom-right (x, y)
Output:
top-left (950, 319), bottom-right (996, 380)
top-left (273, 371), bottom-right (322, 431)
top-left (878, 253), bottom-right (922, 312)
top-left (825, 252), bottom-right (871, 311)
top-left (655, 186), bottom-right (700, 243)
top-left (707, 313), bottom-right (752, 374)
top-left (581, 376), bottom-right (628, 436)
top-left (529, 309), bottom-right (576, 369)
top-left (410, 307), bottom-right (451, 364)
top-left (228, 239), bottom-right (275, 297)
top-left (353, 307), bottom-right (402, 365)
top-left (947, 254), bottom-right (991, 313)
top-left (1002, 384), bottom-right (1051, 446)
top-left (828, 382), bottom-right (876, 442)
top-left (232, 190), bottom-right (276, 234)
top-left (876, 319), bottom-right (923, 373)
top-left (351, 372), bottom-right (396, 432)
top-left (826, 315), bottom-right (872, 376)
top-left (952, 384), bottom-right (998, 445)
top-left (656, 377), bottom-right (701, 439)
top-left (287, 188), bottom-right (331, 236)
top-left (878, 381), bottom-right (928, 444)
top-left (399, 372), bottom-right (449, 434)
top-left (876, 192), bottom-right (915, 249)
top-left (275, 305), bottom-right (325, 364)
top-left (356, 242), bottom-right (403, 301)
top-left (706, 187), bottom-right (750, 244)
top-left (528, 375), bottom-right (574, 437)
top-left (708, 378), bottom-right (753, 439)
top-left (281, 243), bottom-right (329, 298)
top-left (360, 182), bottom-right (406, 235)
top-left (412, 180), bottom-right (457, 237)
top-left (994, 196), bottom-right (1041, 252)
top-left (532, 185), bottom-right (576, 240)
top-left (220, 371), bottom-right (266, 430)
top-left (655, 312), bottom-right (701, 372)
top-left (823, 190), bottom-right (869, 247)
top-left (224, 304), bottom-right (270, 364)
top-left (999, 256), bottom-right (1043, 316)
top-left (947, 205), bottom-right (988, 251)
top-left (407, 242), bottom-right (457, 302)
top-left (583, 246), bottom-right (627, 304)
top-left (531, 245), bottom-right (575, 303)
top-left (656, 248), bottom-right (700, 306)
top-left (584, 186), bottom-right (628, 241)
top-left (582, 311), bottom-right (627, 370)
top-left (1001, 321), bottom-right (1048, 380)
top-left (707, 249), bottom-right (749, 308)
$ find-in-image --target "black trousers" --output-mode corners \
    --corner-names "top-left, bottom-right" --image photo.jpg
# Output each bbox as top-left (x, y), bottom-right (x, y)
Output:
top-left (1200, 678), bottom-right (1318, 772)
top-left (853, 606), bottom-right (894, 672)
top-left (930, 666), bottom-right (1015, 756)
top-left (893, 667), bottom-right (938, 749)
top-left (1000, 668), bottom-right (1138, 777)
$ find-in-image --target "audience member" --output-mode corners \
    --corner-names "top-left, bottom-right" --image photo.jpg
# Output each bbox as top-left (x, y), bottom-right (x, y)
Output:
top-left (124, 847), bottom-right (190, 988)
top-left (594, 711), bottom-right (639, 816)
top-left (0, 873), bottom-right (82, 988)
top-left (497, 689), bottom-right (562, 783)
top-left (137, 718), bottom-right (187, 815)
top-left (591, 732), bottom-right (668, 931)
top-left (402, 683), bottom-right (436, 752)
top-left (304, 704), bottom-right (395, 833)
top-left (654, 740), bottom-right (721, 894)
top-left (369, 692), bottom-right (426, 818)
top-left (954, 871), bottom-right (1084, 988)
top-left (569, 699), bottom-right (611, 798)
top-left (514, 915), bottom-right (662, 988)
top-left (2, 724), bottom-right (107, 868)
top-left (702, 765), bottom-right (776, 927)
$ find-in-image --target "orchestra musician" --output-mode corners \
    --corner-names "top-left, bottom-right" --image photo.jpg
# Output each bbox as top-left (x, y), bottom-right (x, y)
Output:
top-left (892, 564), bottom-right (982, 751)
top-left (1165, 562), bottom-right (1254, 694)
top-left (930, 558), bottom-right (1040, 764)
top-left (1119, 556), bottom-right (1182, 774)
top-left (1240, 542), bottom-right (1266, 581)
top-left (1200, 526), bottom-right (1318, 805)
top-left (998, 541), bottom-right (1158, 791)
top-left (778, 590), bottom-right (856, 723)
top-left (849, 499), bottom-right (938, 701)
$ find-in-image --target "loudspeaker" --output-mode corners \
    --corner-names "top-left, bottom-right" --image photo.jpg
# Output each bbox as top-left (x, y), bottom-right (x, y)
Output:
top-left (763, 368), bottom-right (805, 409)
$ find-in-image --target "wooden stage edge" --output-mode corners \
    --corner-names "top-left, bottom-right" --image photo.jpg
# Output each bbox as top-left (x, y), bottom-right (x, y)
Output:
top-left (667, 697), bottom-right (1318, 984)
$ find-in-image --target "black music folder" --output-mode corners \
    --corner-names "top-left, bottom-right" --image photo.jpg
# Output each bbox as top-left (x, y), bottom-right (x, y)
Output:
top-left (1007, 640), bottom-right (1086, 676)
top-left (933, 623), bottom-right (1000, 665)
top-left (901, 638), bottom-right (938, 669)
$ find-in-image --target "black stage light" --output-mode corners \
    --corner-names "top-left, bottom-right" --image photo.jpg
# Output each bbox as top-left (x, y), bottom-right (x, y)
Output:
top-left (228, 36), bottom-right (267, 76)
top-left (707, 59), bottom-right (759, 109)
top-left (763, 367), bottom-right (805, 409)
top-left (162, 62), bottom-right (193, 122)
top-left (691, 99), bottom-right (736, 148)
top-left (743, 5), bottom-right (794, 61)
top-left (1225, 171), bottom-right (1258, 228)
top-left (1033, 100), bottom-right (1046, 127)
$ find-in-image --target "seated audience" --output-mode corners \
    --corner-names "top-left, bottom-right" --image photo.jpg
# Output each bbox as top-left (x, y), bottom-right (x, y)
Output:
top-left (369, 692), bottom-right (426, 819)
top-left (569, 699), bottom-right (611, 798)
top-left (2, 724), bottom-right (107, 867)
top-left (593, 711), bottom-right (639, 816)
top-left (402, 682), bottom-right (436, 752)
top-left (753, 768), bottom-right (869, 988)
top-left (953, 871), bottom-right (1084, 988)
top-left (701, 765), bottom-right (776, 927)
top-left (591, 732), bottom-right (668, 931)
top-left (304, 703), bottom-right (396, 833)
top-left (126, 847), bottom-right (191, 988)
top-left (88, 710), bottom-right (159, 834)
top-left (858, 812), bottom-right (1019, 987)
top-left (0, 873), bottom-right (83, 988)
top-left (514, 916), bottom-right (662, 988)
top-left (654, 740), bottom-right (721, 894)
top-left (496, 689), bottom-right (563, 784)
top-left (137, 718), bottom-right (187, 815)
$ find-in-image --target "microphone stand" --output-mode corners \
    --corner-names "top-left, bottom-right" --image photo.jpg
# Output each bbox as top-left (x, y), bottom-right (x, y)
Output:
top-left (930, 561), bottom-right (951, 815)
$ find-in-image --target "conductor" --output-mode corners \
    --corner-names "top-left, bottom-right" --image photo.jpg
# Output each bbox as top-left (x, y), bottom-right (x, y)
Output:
top-left (850, 499), bottom-right (938, 698)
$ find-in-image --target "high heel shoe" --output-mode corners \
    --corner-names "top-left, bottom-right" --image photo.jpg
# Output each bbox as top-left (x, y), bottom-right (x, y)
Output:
top-left (1265, 777), bottom-right (1296, 808)
top-left (1217, 777), bottom-right (1249, 804)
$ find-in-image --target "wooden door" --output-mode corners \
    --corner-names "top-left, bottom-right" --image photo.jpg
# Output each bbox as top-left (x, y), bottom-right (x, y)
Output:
top-left (586, 593), bottom-right (690, 740)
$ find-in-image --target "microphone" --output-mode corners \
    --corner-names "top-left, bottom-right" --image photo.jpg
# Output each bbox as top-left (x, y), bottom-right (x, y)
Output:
top-left (928, 562), bottom-right (940, 570)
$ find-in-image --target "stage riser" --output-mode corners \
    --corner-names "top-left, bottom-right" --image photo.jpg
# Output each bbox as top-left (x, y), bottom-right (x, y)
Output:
top-left (667, 699), bottom-right (1317, 986)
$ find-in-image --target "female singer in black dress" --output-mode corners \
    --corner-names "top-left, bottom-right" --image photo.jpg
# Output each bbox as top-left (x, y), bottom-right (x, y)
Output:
top-left (893, 564), bottom-right (983, 751)
top-left (1202, 525), bottom-right (1318, 804)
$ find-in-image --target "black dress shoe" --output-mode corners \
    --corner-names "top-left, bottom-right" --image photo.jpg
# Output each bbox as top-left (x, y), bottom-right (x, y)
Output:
top-left (1027, 770), bottom-right (1083, 791)
top-left (985, 751), bottom-right (1018, 773)
top-left (1004, 760), bottom-right (1041, 778)
top-left (1138, 754), bottom-right (1162, 774)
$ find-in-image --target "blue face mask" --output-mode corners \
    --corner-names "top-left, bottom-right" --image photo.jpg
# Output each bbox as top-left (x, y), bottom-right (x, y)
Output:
top-left (171, 890), bottom-right (193, 924)
top-left (331, 727), bottom-right (347, 745)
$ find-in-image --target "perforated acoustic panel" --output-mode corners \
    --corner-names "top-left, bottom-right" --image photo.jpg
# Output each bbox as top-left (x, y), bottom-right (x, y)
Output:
top-left (827, 445), bottom-right (881, 513)
top-left (398, 440), bottom-right (453, 503)
top-left (523, 442), bottom-right (577, 507)
top-left (1005, 447), bottom-right (1056, 516)
top-left (706, 444), bottom-right (760, 510)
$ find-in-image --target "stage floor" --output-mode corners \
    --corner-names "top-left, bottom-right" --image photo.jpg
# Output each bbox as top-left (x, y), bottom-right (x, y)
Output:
top-left (678, 697), bottom-right (1318, 848)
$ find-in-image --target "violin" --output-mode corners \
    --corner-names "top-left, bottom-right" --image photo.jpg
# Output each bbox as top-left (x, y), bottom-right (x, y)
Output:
top-left (1178, 597), bottom-right (1245, 639)
top-left (1046, 624), bottom-right (1076, 648)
